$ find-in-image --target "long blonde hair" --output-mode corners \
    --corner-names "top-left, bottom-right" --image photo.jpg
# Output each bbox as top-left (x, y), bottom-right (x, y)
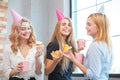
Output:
top-left (9, 17), bottom-right (36, 54)
top-left (88, 13), bottom-right (112, 52)
top-left (50, 18), bottom-right (77, 72)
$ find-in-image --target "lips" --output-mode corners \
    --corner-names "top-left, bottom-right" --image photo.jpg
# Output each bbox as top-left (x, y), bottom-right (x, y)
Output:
top-left (63, 28), bottom-right (71, 34)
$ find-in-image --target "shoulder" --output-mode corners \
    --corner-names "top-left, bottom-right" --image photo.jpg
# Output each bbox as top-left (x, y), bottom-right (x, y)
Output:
top-left (4, 44), bottom-right (12, 52)
top-left (3, 44), bottom-right (13, 56)
top-left (89, 41), bottom-right (108, 56)
top-left (47, 40), bottom-right (59, 49)
top-left (90, 41), bottom-right (106, 49)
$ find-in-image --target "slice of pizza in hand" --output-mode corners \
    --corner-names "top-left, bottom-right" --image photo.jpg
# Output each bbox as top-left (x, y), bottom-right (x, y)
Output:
top-left (34, 43), bottom-right (44, 48)
top-left (33, 41), bottom-right (44, 48)
top-left (51, 50), bottom-right (61, 58)
top-left (63, 44), bottom-right (72, 52)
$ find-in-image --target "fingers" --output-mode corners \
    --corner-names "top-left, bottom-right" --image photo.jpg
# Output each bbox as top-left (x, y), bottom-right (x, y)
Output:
top-left (14, 62), bottom-right (23, 73)
top-left (17, 31), bottom-right (23, 38)
top-left (35, 47), bottom-right (43, 58)
top-left (77, 39), bottom-right (86, 51)
top-left (36, 47), bottom-right (43, 53)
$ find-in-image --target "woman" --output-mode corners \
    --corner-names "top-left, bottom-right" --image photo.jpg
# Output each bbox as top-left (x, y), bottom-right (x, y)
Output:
top-left (45, 9), bottom-right (77, 80)
top-left (3, 9), bottom-right (44, 80)
top-left (63, 13), bottom-right (113, 80)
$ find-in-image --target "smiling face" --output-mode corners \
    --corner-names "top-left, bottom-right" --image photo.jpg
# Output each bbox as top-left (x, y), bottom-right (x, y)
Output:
top-left (18, 22), bottom-right (31, 40)
top-left (86, 18), bottom-right (98, 39)
top-left (59, 18), bottom-right (72, 39)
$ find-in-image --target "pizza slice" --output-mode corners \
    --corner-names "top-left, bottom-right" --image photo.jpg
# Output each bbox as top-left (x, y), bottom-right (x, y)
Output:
top-left (63, 44), bottom-right (72, 52)
top-left (33, 43), bottom-right (44, 48)
top-left (51, 50), bottom-right (61, 58)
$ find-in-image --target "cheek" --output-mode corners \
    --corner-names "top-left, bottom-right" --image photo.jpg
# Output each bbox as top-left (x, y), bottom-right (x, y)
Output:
top-left (86, 25), bottom-right (90, 30)
top-left (59, 27), bottom-right (63, 32)
top-left (68, 27), bottom-right (72, 32)
top-left (86, 27), bottom-right (90, 33)
top-left (94, 26), bottom-right (98, 33)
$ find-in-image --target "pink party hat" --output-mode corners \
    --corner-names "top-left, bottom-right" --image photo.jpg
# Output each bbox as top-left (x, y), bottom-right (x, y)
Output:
top-left (56, 8), bottom-right (65, 21)
top-left (10, 9), bottom-right (23, 23)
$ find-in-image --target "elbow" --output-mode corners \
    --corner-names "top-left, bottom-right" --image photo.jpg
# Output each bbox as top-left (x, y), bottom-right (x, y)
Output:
top-left (35, 70), bottom-right (42, 75)
top-left (45, 72), bottom-right (49, 75)
top-left (45, 68), bottom-right (51, 75)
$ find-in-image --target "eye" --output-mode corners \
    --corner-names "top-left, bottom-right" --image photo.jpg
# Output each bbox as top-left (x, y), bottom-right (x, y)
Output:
top-left (68, 23), bottom-right (71, 27)
top-left (27, 27), bottom-right (31, 30)
top-left (86, 22), bottom-right (91, 26)
top-left (20, 27), bottom-right (26, 31)
top-left (62, 23), bottom-right (66, 26)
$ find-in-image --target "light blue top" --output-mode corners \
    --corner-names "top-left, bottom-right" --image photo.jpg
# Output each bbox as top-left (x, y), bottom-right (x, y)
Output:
top-left (84, 41), bottom-right (112, 80)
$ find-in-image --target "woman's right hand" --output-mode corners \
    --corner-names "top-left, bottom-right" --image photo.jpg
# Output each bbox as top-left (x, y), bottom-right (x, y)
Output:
top-left (10, 62), bottom-right (23, 77)
top-left (13, 62), bottom-right (23, 74)
top-left (52, 50), bottom-right (63, 62)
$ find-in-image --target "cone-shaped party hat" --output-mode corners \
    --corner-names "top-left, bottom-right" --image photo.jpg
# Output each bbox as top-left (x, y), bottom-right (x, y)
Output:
top-left (10, 9), bottom-right (23, 23)
top-left (56, 8), bottom-right (65, 21)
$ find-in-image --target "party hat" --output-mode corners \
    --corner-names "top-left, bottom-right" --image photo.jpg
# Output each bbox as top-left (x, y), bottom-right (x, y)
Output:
top-left (10, 9), bottom-right (23, 23)
top-left (56, 8), bottom-right (65, 21)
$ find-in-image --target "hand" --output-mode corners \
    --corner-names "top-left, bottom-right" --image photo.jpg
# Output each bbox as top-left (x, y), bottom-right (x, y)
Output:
top-left (63, 51), bottom-right (75, 62)
top-left (52, 50), bottom-right (63, 62)
top-left (13, 62), bottom-right (23, 74)
top-left (77, 39), bottom-right (86, 51)
top-left (35, 46), bottom-right (43, 59)
top-left (17, 30), bottom-right (23, 37)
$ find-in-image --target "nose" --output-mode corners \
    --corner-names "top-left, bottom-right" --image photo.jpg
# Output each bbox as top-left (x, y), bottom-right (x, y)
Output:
top-left (66, 25), bottom-right (69, 28)
top-left (66, 26), bottom-right (68, 28)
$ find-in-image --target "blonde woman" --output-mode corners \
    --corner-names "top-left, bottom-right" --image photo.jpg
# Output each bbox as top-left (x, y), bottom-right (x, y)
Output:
top-left (45, 9), bottom-right (77, 80)
top-left (3, 9), bottom-right (44, 80)
top-left (63, 13), bottom-right (113, 80)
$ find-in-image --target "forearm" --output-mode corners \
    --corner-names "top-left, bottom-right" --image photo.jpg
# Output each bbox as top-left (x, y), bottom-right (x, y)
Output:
top-left (45, 59), bottom-right (59, 75)
top-left (72, 63), bottom-right (76, 72)
top-left (35, 58), bottom-right (42, 75)
top-left (73, 59), bottom-right (87, 74)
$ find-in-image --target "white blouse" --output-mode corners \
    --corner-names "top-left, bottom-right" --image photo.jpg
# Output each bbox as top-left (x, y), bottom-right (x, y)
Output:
top-left (2, 44), bottom-right (44, 80)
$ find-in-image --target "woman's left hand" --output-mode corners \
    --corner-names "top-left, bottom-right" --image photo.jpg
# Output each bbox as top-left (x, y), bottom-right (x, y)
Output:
top-left (63, 51), bottom-right (75, 61)
top-left (35, 46), bottom-right (43, 59)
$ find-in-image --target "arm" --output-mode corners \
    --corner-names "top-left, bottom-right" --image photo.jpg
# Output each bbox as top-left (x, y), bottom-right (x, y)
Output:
top-left (45, 41), bottom-right (60, 75)
top-left (35, 58), bottom-right (42, 75)
top-left (10, 62), bottom-right (23, 77)
top-left (35, 47), bottom-right (43, 75)
top-left (85, 43), bottom-right (102, 79)
top-left (45, 58), bottom-right (61, 75)
top-left (72, 42), bottom-right (102, 79)
top-left (63, 51), bottom-right (87, 74)
top-left (3, 46), bottom-right (23, 79)
top-left (72, 57), bottom-right (87, 74)
top-left (72, 63), bottom-right (76, 72)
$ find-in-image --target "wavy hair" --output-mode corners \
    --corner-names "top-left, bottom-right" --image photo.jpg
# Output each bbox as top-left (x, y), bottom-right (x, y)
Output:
top-left (9, 17), bottom-right (36, 54)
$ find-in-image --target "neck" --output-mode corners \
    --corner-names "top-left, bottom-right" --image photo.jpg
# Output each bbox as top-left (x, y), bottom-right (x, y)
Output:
top-left (62, 35), bottom-right (67, 41)
top-left (19, 39), bottom-right (28, 47)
